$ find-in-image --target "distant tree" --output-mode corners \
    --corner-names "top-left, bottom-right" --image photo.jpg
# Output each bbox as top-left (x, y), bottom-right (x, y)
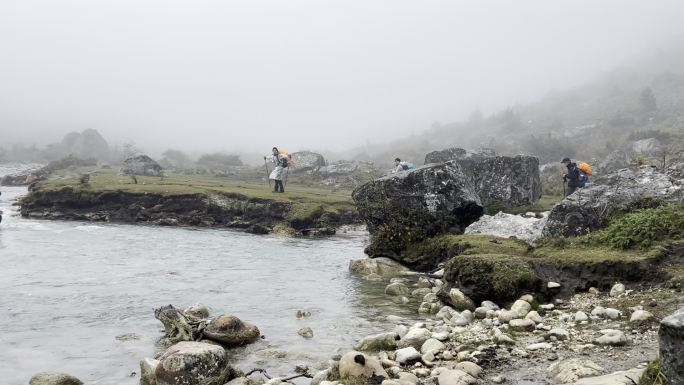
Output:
top-left (161, 149), bottom-right (192, 168)
top-left (639, 87), bottom-right (657, 113)
top-left (468, 108), bottom-right (484, 124)
top-left (196, 153), bottom-right (243, 169)
top-left (120, 141), bottom-right (142, 162)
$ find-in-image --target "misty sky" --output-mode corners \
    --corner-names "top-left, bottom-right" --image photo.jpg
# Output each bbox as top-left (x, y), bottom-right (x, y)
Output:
top-left (1, 0), bottom-right (683, 154)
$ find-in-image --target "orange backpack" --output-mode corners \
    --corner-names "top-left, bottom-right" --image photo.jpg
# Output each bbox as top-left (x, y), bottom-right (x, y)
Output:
top-left (577, 162), bottom-right (593, 176)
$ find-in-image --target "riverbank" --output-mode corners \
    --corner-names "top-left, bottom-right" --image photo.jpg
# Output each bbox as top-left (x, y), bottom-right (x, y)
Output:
top-left (17, 167), bottom-right (359, 235)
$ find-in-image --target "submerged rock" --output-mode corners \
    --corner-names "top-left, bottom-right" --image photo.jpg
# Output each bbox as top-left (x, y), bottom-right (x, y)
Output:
top-left (155, 341), bottom-right (237, 385)
top-left (28, 372), bottom-right (83, 385)
top-left (203, 315), bottom-right (260, 347)
top-left (349, 257), bottom-right (409, 277)
top-left (140, 358), bottom-right (159, 385)
top-left (352, 162), bottom-right (483, 269)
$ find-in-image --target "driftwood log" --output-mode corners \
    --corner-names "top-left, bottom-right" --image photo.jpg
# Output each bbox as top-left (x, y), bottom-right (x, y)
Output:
top-left (154, 304), bottom-right (209, 344)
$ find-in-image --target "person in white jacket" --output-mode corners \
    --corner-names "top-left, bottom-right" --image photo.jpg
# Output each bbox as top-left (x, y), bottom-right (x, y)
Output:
top-left (265, 147), bottom-right (286, 193)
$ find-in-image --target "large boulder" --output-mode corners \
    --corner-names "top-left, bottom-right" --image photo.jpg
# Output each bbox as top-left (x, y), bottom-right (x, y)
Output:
top-left (349, 257), bottom-right (409, 277)
top-left (659, 307), bottom-right (684, 385)
top-left (155, 341), bottom-right (238, 385)
top-left (120, 155), bottom-right (163, 176)
top-left (598, 150), bottom-right (633, 174)
top-left (543, 166), bottom-right (683, 237)
top-left (202, 314), bottom-right (260, 347)
top-left (352, 162), bottom-right (483, 269)
top-left (289, 151), bottom-right (326, 173)
top-left (424, 148), bottom-right (541, 209)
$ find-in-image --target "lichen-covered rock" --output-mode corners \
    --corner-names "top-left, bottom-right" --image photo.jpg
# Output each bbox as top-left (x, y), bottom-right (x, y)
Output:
top-left (289, 151), bottom-right (326, 173)
top-left (349, 257), bottom-right (408, 277)
top-left (203, 315), bottom-right (260, 347)
top-left (352, 162), bottom-right (483, 269)
top-left (632, 138), bottom-right (663, 156)
top-left (440, 254), bottom-right (541, 304)
top-left (354, 332), bottom-right (399, 351)
top-left (424, 148), bottom-right (542, 209)
top-left (155, 341), bottom-right (237, 385)
top-left (120, 155), bottom-right (163, 176)
top-left (543, 166), bottom-right (683, 237)
top-left (659, 307), bottom-right (684, 385)
top-left (547, 359), bottom-right (604, 384)
top-left (28, 372), bottom-right (83, 385)
top-left (140, 358), bottom-right (159, 385)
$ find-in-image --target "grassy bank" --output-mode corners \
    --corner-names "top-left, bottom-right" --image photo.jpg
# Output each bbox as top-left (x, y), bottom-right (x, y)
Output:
top-left (24, 167), bottom-right (357, 231)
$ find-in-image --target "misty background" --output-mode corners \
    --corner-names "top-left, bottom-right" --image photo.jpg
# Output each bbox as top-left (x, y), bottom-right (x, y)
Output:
top-left (1, 0), bottom-right (684, 164)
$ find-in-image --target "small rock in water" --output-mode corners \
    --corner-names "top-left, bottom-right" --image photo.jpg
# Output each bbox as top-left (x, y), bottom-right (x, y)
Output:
top-left (298, 327), bottom-right (314, 339)
top-left (28, 372), bottom-right (83, 385)
top-left (115, 333), bottom-right (142, 341)
top-left (385, 282), bottom-right (411, 296)
top-left (184, 303), bottom-right (210, 319)
top-left (609, 283), bottom-right (626, 297)
top-left (296, 310), bottom-right (312, 319)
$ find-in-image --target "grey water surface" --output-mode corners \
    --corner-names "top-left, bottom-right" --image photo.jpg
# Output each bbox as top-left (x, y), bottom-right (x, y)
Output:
top-left (0, 165), bottom-right (417, 385)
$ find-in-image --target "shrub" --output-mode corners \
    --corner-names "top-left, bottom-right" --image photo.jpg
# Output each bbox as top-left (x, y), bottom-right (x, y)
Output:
top-left (592, 205), bottom-right (684, 249)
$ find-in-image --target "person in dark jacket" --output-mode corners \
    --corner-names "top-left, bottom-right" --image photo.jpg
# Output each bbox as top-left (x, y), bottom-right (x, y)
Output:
top-left (561, 157), bottom-right (581, 197)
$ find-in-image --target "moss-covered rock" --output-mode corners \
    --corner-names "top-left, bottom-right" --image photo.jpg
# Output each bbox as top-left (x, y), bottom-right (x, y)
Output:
top-left (441, 254), bottom-right (541, 304)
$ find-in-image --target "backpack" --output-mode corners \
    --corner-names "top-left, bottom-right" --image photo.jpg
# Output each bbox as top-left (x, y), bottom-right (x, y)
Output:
top-left (400, 161), bottom-right (415, 170)
top-left (280, 156), bottom-right (290, 168)
top-left (578, 171), bottom-right (588, 188)
top-left (577, 162), bottom-right (593, 176)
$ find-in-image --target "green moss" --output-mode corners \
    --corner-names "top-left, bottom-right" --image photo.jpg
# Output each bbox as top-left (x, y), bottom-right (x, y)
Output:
top-left (446, 253), bottom-right (539, 303)
top-left (590, 204), bottom-right (684, 250)
top-left (638, 357), bottom-right (667, 385)
top-left (406, 234), bottom-right (530, 260)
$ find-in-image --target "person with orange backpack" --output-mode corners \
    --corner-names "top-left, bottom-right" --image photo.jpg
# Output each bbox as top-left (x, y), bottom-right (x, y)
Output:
top-left (264, 147), bottom-right (290, 193)
top-left (561, 157), bottom-right (592, 197)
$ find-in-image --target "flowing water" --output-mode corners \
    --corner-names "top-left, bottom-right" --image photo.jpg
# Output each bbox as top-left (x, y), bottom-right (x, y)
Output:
top-left (0, 165), bottom-right (418, 385)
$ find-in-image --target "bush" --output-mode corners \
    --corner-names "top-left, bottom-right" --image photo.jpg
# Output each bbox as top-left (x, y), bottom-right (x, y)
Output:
top-left (592, 205), bottom-right (684, 249)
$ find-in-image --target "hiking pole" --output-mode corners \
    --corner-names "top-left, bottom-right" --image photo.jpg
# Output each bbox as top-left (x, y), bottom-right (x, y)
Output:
top-left (284, 166), bottom-right (290, 188)
top-left (264, 158), bottom-right (271, 188)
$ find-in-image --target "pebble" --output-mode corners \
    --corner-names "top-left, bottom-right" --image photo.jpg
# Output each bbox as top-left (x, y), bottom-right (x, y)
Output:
top-left (491, 375), bottom-right (506, 383)
top-left (526, 342), bottom-right (552, 350)
top-left (574, 311), bottom-right (589, 322)
top-left (629, 310), bottom-right (653, 323)
top-left (297, 327), bottom-right (314, 338)
top-left (547, 281), bottom-right (561, 288)
top-left (594, 329), bottom-right (627, 346)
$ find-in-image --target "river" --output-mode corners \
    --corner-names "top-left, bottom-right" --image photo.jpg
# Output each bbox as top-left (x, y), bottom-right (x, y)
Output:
top-left (0, 165), bottom-right (418, 385)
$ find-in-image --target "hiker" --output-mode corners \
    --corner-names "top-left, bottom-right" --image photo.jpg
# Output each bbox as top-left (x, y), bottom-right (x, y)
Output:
top-left (391, 158), bottom-right (415, 173)
top-left (561, 157), bottom-right (584, 197)
top-left (265, 147), bottom-right (287, 193)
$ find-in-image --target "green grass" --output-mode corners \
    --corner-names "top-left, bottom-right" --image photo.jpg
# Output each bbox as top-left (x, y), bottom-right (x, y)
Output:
top-left (638, 357), bottom-right (667, 385)
top-left (37, 167), bottom-right (353, 209)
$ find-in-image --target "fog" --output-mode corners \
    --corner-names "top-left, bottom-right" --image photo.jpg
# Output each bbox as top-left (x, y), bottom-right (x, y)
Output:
top-left (1, 0), bottom-right (683, 154)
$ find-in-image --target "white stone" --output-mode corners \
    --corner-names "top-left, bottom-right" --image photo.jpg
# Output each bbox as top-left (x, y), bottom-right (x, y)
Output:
top-left (548, 358), bottom-right (604, 384)
top-left (453, 362), bottom-right (482, 378)
top-left (511, 300), bottom-right (532, 317)
top-left (395, 347), bottom-right (421, 364)
top-left (437, 369), bottom-right (476, 385)
top-left (525, 311), bottom-right (543, 324)
top-left (605, 308), bottom-right (622, 320)
top-left (526, 342), bottom-right (552, 351)
top-left (594, 329), bottom-right (627, 346)
top-left (400, 328), bottom-right (432, 349)
top-left (421, 338), bottom-right (446, 354)
top-left (574, 311), bottom-right (589, 322)
top-left (609, 283), bottom-right (625, 297)
top-left (509, 318), bottom-right (536, 331)
top-left (546, 328), bottom-right (570, 341)
top-left (547, 282), bottom-right (561, 288)
top-left (629, 310), bottom-right (653, 323)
